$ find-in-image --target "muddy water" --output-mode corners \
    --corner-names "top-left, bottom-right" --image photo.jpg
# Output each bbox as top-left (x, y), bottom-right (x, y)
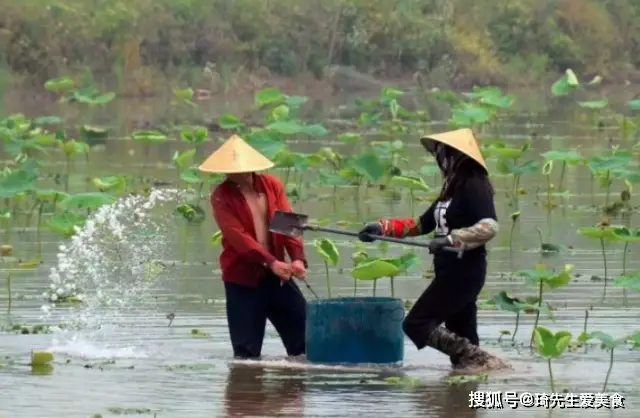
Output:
top-left (1, 91), bottom-right (640, 417)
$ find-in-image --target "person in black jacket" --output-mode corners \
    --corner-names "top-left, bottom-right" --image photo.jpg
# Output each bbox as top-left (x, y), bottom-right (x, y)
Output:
top-left (358, 128), bottom-right (510, 370)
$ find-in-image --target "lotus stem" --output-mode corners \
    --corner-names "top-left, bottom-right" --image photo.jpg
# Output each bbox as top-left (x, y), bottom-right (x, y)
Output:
top-left (513, 175), bottom-right (521, 211)
top-left (353, 276), bottom-right (357, 297)
top-left (390, 276), bottom-right (395, 297)
top-left (24, 200), bottom-right (39, 229)
top-left (558, 161), bottom-right (566, 192)
top-left (622, 243), bottom-right (629, 275)
top-left (36, 202), bottom-right (43, 260)
top-left (196, 181), bottom-right (204, 199)
top-left (546, 175), bottom-right (552, 242)
top-left (600, 238), bottom-right (608, 302)
top-left (547, 358), bottom-right (555, 392)
top-left (512, 312), bottom-right (519, 342)
top-left (296, 173), bottom-right (304, 207)
top-left (535, 227), bottom-right (544, 250)
top-left (530, 281), bottom-right (544, 347)
top-left (603, 349), bottom-right (614, 392)
top-left (583, 309), bottom-right (589, 353)
top-left (509, 218), bottom-right (517, 275)
top-left (365, 181), bottom-right (371, 219)
top-left (332, 185), bottom-right (337, 213)
top-left (590, 172), bottom-right (595, 206)
top-left (583, 310), bottom-right (589, 334)
top-left (324, 261), bottom-right (331, 298)
top-left (3, 217), bottom-right (9, 246)
top-left (6, 271), bottom-right (12, 315)
top-left (622, 241), bottom-right (629, 306)
top-left (284, 168), bottom-right (291, 187)
top-left (354, 180), bottom-right (361, 216)
top-left (372, 278), bottom-right (377, 297)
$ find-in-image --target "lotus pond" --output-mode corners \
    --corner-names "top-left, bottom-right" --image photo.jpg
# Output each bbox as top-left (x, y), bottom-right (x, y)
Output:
top-left (1, 70), bottom-right (640, 417)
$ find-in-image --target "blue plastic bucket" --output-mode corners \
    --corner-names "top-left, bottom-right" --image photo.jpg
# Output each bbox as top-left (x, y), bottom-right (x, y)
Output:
top-left (305, 297), bottom-right (405, 365)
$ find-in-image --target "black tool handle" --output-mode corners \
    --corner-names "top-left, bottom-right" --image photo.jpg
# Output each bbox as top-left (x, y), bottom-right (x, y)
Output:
top-left (305, 225), bottom-right (464, 258)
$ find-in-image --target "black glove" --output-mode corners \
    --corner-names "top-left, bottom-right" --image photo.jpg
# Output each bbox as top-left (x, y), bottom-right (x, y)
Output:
top-left (428, 236), bottom-right (452, 254)
top-left (358, 223), bottom-right (383, 242)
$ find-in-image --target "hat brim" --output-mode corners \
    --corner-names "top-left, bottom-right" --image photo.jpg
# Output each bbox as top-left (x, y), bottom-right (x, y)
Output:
top-left (420, 136), bottom-right (488, 174)
top-left (198, 162), bottom-right (274, 174)
top-left (197, 134), bottom-right (275, 174)
top-left (420, 137), bottom-right (439, 154)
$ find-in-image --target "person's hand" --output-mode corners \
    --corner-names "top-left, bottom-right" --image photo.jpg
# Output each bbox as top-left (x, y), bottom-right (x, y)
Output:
top-left (428, 236), bottom-right (452, 254)
top-left (358, 222), bottom-right (383, 242)
top-left (291, 260), bottom-right (307, 279)
top-left (270, 260), bottom-right (292, 280)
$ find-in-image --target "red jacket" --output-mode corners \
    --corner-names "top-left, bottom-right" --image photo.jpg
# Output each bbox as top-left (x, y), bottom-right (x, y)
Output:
top-left (211, 173), bottom-right (307, 287)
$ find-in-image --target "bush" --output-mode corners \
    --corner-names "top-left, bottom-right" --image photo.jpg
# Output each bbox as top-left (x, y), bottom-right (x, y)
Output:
top-left (1, 0), bottom-right (639, 92)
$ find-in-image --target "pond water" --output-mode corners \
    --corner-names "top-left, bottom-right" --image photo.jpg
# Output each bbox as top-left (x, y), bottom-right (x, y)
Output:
top-left (1, 88), bottom-right (639, 418)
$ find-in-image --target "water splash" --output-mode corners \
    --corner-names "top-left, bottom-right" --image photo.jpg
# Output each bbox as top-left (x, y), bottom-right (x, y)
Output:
top-left (47, 334), bottom-right (150, 359)
top-left (229, 357), bottom-right (407, 373)
top-left (40, 188), bottom-right (190, 355)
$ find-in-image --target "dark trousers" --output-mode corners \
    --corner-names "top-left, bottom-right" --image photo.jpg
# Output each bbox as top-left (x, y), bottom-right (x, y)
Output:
top-left (402, 257), bottom-right (486, 365)
top-left (224, 271), bottom-right (307, 359)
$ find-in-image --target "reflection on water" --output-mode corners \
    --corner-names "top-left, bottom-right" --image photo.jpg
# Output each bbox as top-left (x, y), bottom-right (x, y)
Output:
top-left (224, 364), bottom-right (305, 417)
top-left (418, 381), bottom-right (480, 418)
top-left (222, 364), bottom-right (485, 418)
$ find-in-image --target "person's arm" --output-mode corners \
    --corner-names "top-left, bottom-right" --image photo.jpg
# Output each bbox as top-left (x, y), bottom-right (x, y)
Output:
top-left (448, 177), bottom-right (499, 249)
top-left (274, 180), bottom-right (308, 268)
top-left (211, 193), bottom-right (278, 267)
top-left (378, 203), bottom-right (437, 238)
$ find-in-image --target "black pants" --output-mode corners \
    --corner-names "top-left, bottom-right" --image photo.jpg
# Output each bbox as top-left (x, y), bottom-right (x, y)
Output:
top-left (224, 271), bottom-right (307, 359)
top-left (402, 256), bottom-right (486, 365)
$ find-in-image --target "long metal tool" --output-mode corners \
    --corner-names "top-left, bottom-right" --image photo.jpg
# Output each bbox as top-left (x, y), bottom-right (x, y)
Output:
top-left (294, 279), bottom-right (319, 298)
top-left (269, 210), bottom-right (464, 259)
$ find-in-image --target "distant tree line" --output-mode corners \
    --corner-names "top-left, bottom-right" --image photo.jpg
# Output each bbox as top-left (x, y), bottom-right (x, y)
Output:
top-left (1, 0), bottom-right (639, 91)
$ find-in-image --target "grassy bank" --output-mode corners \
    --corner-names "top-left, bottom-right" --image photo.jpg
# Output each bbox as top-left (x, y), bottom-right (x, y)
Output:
top-left (1, 0), bottom-right (640, 97)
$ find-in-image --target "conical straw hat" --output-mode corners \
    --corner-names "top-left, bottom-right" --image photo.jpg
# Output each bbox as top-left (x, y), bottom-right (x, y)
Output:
top-left (198, 134), bottom-right (275, 174)
top-left (420, 128), bottom-right (488, 173)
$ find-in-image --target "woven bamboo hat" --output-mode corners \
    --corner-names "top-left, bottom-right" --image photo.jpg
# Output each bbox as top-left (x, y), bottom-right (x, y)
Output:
top-left (420, 128), bottom-right (488, 173)
top-left (198, 135), bottom-right (274, 174)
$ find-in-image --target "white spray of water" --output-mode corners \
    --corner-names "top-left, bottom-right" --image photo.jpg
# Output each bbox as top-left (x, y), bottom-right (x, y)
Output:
top-left (40, 188), bottom-right (190, 359)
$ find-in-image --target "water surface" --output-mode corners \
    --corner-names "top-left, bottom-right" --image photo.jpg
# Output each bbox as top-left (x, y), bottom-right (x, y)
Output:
top-left (1, 90), bottom-right (639, 417)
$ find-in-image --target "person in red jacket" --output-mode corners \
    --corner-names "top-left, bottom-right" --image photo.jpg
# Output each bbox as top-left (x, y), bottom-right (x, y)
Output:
top-left (199, 135), bottom-right (308, 359)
